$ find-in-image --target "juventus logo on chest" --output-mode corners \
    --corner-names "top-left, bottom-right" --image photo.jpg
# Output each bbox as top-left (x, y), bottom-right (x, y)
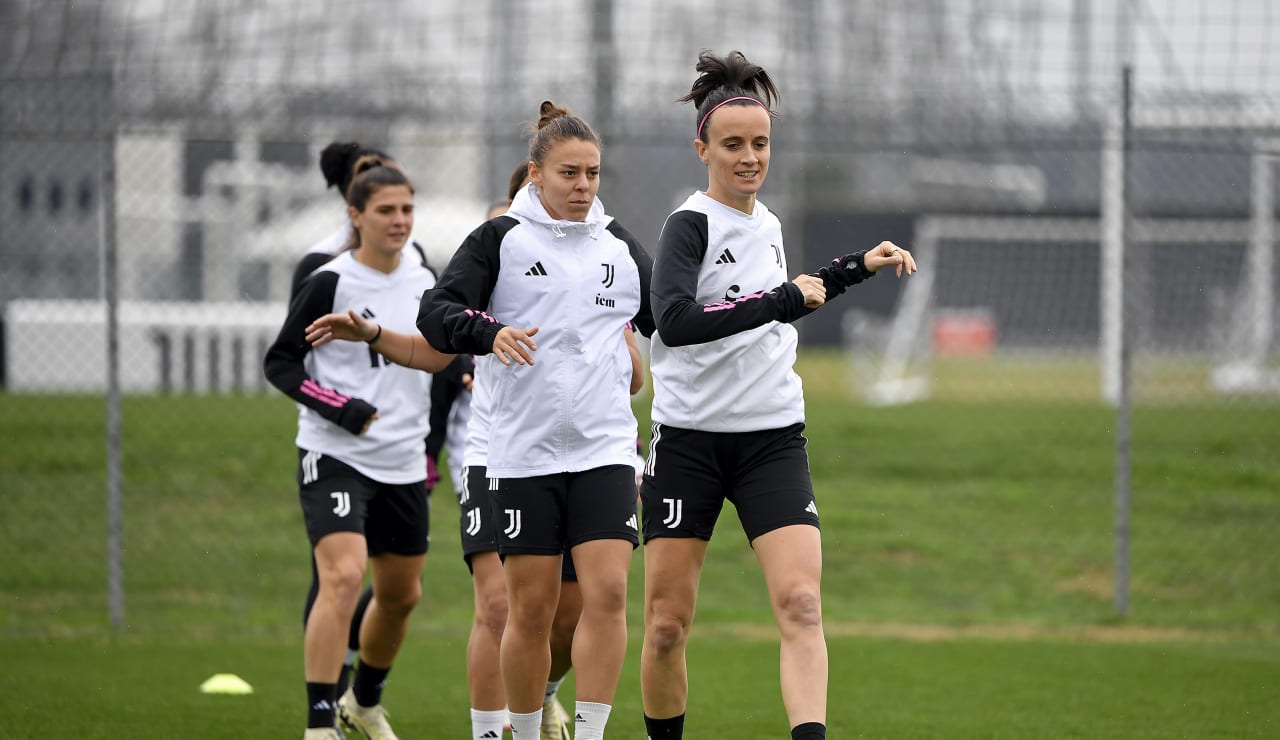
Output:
top-left (601, 263), bottom-right (615, 288)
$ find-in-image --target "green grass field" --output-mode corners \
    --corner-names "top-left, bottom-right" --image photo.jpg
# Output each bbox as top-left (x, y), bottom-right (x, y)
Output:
top-left (2, 351), bottom-right (1277, 737)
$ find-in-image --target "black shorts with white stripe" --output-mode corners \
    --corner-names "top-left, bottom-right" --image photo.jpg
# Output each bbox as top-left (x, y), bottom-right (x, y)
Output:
top-left (490, 465), bottom-right (639, 556)
top-left (639, 422), bottom-right (818, 543)
top-left (297, 448), bottom-right (430, 556)
top-left (459, 464), bottom-right (579, 580)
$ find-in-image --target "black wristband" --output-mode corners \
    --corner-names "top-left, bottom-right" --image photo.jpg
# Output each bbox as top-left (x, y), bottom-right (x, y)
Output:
top-left (366, 324), bottom-right (383, 344)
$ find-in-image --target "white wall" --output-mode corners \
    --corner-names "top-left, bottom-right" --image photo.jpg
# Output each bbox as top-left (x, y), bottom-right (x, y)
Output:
top-left (5, 300), bottom-right (285, 394)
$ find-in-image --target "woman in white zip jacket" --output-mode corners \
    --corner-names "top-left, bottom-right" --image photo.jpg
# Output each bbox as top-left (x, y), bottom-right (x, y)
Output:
top-left (418, 100), bottom-right (654, 740)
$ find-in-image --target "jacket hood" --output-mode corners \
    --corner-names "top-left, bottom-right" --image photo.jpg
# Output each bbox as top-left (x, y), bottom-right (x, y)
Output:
top-left (507, 182), bottom-right (613, 239)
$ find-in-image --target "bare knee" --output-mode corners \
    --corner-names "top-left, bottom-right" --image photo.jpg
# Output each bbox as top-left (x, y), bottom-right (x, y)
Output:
top-left (507, 595), bottom-right (558, 638)
top-left (583, 579), bottom-right (628, 618)
top-left (319, 562), bottom-right (366, 611)
top-left (374, 579), bottom-right (422, 620)
top-left (646, 608), bottom-right (693, 657)
top-left (775, 585), bottom-right (823, 632)
top-left (475, 589), bottom-right (509, 638)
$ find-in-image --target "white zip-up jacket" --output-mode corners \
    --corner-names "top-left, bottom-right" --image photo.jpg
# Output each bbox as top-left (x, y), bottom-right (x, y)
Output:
top-left (418, 184), bottom-right (654, 478)
top-left (650, 191), bottom-right (876, 433)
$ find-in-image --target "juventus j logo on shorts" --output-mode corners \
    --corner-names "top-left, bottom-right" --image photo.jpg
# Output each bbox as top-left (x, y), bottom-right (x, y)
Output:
top-left (662, 498), bottom-right (683, 528)
top-left (464, 507), bottom-right (482, 537)
top-left (331, 491), bottom-right (351, 517)
top-left (503, 508), bottom-right (522, 539)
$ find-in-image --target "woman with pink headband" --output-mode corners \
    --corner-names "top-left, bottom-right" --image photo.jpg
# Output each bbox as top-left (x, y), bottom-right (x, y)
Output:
top-left (639, 50), bottom-right (917, 740)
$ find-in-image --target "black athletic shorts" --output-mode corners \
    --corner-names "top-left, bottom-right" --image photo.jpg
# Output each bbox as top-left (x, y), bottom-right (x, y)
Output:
top-left (297, 449), bottom-right (430, 557)
top-left (491, 464), bottom-right (639, 556)
top-left (639, 422), bottom-right (818, 544)
top-left (460, 464), bottom-right (578, 580)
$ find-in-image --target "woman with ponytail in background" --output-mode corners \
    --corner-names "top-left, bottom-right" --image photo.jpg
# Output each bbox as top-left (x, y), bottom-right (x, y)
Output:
top-left (266, 158), bottom-right (453, 740)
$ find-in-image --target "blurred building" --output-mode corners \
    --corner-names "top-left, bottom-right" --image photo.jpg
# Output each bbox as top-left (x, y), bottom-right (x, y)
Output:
top-left (1, 0), bottom-right (1277, 370)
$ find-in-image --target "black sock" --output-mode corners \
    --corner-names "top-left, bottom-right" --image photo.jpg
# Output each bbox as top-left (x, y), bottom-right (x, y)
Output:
top-left (644, 713), bottom-right (685, 739)
top-left (791, 722), bottom-right (826, 740)
top-left (335, 658), bottom-right (355, 698)
top-left (352, 660), bottom-right (392, 707)
top-left (306, 681), bottom-right (338, 729)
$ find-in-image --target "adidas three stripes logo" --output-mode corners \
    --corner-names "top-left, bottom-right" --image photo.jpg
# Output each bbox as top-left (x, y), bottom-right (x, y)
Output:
top-left (525, 261), bottom-right (548, 276)
top-left (714, 248), bottom-right (736, 264)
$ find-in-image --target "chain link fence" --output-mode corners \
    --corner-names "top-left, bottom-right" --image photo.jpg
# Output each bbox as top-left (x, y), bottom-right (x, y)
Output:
top-left (2, 0), bottom-right (1277, 637)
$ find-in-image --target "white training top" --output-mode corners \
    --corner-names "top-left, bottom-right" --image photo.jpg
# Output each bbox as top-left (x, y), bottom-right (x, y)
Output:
top-left (649, 191), bottom-right (806, 433)
top-left (267, 247), bottom-right (437, 483)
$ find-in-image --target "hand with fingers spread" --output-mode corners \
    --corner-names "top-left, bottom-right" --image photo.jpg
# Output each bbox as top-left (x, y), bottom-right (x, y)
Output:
top-left (863, 240), bottom-right (918, 278)
top-left (306, 309), bottom-right (379, 347)
top-left (493, 325), bottom-right (540, 366)
top-left (791, 274), bottom-right (827, 309)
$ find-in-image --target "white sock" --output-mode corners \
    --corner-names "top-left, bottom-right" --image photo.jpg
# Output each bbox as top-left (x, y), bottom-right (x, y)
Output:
top-left (508, 709), bottom-right (541, 738)
top-left (573, 701), bottom-right (612, 740)
top-left (470, 708), bottom-right (507, 739)
top-left (544, 677), bottom-right (566, 702)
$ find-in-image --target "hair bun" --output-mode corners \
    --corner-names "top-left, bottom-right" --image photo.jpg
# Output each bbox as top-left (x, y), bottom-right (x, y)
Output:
top-left (537, 100), bottom-right (573, 130)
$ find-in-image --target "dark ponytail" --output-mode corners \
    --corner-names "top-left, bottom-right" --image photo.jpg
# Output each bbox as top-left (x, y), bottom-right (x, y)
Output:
top-left (678, 50), bottom-right (780, 141)
top-left (319, 140), bottom-right (393, 202)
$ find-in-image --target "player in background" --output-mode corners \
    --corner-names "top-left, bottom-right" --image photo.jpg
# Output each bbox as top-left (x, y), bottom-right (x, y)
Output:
top-left (265, 159), bottom-right (454, 740)
top-left (295, 141), bottom-right (473, 703)
top-left (639, 50), bottom-right (917, 740)
top-left (294, 140), bottom-right (389, 702)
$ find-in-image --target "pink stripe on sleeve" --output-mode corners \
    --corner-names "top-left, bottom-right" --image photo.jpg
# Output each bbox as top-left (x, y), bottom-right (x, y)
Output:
top-left (703, 290), bottom-right (767, 313)
top-left (301, 379), bottom-right (350, 408)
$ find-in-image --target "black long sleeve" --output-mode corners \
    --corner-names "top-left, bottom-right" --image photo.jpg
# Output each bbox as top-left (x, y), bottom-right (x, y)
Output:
top-left (651, 212), bottom-right (877, 347)
top-left (264, 270), bottom-right (377, 434)
top-left (796, 251), bottom-right (877, 317)
top-left (651, 211), bottom-right (809, 348)
top-left (417, 217), bottom-right (516, 355)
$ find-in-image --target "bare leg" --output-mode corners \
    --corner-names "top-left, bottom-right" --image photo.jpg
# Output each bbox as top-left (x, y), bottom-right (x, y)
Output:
top-left (568, 539), bottom-right (633, 704)
top-left (501, 553), bottom-right (562, 712)
top-left (753, 525), bottom-right (827, 728)
top-left (305, 532), bottom-right (368, 682)
top-left (549, 578), bottom-right (582, 682)
top-left (467, 552), bottom-right (508, 710)
top-left (358, 551), bottom-right (426, 668)
top-left (640, 537), bottom-right (708, 718)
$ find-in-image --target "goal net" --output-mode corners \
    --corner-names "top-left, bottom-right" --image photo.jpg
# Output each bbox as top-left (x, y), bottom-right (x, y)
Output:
top-left (845, 214), bottom-right (1279, 405)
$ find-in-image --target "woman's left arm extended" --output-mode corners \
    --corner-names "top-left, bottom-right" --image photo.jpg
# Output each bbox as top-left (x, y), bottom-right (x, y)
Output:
top-left (306, 309), bottom-right (455, 373)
